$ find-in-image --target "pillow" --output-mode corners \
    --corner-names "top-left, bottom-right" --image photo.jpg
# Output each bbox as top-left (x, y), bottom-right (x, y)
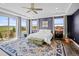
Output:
top-left (39, 29), bottom-right (51, 33)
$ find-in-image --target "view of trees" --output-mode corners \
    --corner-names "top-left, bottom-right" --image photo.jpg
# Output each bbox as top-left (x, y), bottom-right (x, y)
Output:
top-left (0, 16), bottom-right (8, 40)
top-left (9, 18), bottom-right (16, 38)
top-left (21, 19), bottom-right (27, 33)
top-left (0, 15), bottom-right (28, 40)
top-left (0, 16), bottom-right (16, 40)
top-left (21, 19), bottom-right (27, 37)
top-left (32, 20), bottom-right (38, 30)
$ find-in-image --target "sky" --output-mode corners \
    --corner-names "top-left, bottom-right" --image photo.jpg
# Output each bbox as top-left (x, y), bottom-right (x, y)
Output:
top-left (0, 16), bottom-right (26, 26)
top-left (21, 19), bottom-right (27, 26)
top-left (54, 18), bottom-right (64, 25)
top-left (0, 16), bottom-right (8, 26)
top-left (32, 20), bottom-right (38, 26)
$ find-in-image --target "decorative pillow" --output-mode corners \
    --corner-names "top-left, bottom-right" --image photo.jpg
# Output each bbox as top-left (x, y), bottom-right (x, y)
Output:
top-left (39, 29), bottom-right (51, 33)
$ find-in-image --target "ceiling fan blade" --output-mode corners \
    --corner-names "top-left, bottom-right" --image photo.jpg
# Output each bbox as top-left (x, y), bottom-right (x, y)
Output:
top-left (34, 8), bottom-right (43, 10)
top-left (33, 10), bottom-right (38, 14)
top-left (26, 10), bottom-right (31, 13)
top-left (22, 3), bottom-right (34, 9)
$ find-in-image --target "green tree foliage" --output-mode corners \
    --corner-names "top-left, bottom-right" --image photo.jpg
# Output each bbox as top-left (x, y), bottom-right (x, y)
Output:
top-left (12, 27), bottom-right (16, 32)
top-left (21, 27), bottom-right (26, 31)
top-left (0, 32), bottom-right (3, 38)
top-left (9, 30), bottom-right (14, 38)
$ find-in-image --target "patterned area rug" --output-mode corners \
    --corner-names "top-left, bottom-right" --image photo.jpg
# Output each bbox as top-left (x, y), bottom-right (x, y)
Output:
top-left (18, 43), bottom-right (53, 56)
top-left (0, 38), bottom-right (53, 56)
top-left (0, 40), bottom-right (18, 56)
top-left (54, 40), bottom-right (66, 56)
top-left (0, 38), bottom-right (66, 56)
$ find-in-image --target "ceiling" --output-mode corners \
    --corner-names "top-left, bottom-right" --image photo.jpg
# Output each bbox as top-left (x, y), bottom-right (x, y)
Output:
top-left (0, 3), bottom-right (79, 19)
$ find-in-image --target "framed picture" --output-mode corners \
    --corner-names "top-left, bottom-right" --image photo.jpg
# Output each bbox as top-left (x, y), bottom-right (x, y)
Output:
top-left (42, 21), bottom-right (48, 27)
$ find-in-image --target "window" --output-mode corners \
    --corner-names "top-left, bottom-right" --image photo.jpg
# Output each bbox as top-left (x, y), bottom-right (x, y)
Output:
top-left (9, 17), bottom-right (16, 38)
top-left (32, 20), bottom-right (38, 30)
top-left (42, 21), bottom-right (48, 27)
top-left (0, 16), bottom-right (17, 40)
top-left (21, 19), bottom-right (27, 37)
top-left (54, 17), bottom-right (64, 27)
top-left (0, 16), bottom-right (8, 40)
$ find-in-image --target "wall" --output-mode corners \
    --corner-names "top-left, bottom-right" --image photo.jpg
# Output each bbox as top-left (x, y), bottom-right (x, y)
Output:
top-left (67, 15), bottom-right (74, 39)
top-left (73, 9), bottom-right (79, 44)
top-left (30, 17), bottom-right (53, 33)
top-left (39, 17), bottom-right (53, 30)
top-left (31, 17), bottom-right (53, 33)
top-left (67, 9), bottom-right (79, 44)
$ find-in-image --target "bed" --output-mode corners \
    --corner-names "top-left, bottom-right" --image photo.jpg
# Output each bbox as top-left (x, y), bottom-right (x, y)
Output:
top-left (26, 29), bottom-right (53, 45)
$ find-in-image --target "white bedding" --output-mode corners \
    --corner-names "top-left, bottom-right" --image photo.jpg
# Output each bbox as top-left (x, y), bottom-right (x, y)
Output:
top-left (26, 29), bottom-right (53, 44)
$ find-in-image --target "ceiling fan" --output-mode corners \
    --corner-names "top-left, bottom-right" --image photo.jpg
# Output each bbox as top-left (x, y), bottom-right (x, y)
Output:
top-left (22, 3), bottom-right (43, 14)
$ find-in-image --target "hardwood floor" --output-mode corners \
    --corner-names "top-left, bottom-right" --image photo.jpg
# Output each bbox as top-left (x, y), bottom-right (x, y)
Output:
top-left (63, 41), bottom-right (79, 56)
top-left (51, 39), bottom-right (79, 56)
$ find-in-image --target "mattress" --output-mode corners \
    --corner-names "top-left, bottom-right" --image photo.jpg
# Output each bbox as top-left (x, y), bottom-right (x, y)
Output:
top-left (26, 30), bottom-right (53, 45)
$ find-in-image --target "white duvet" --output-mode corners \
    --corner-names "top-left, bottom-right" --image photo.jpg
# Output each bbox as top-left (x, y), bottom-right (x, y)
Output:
top-left (26, 30), bottom-right (53, 44)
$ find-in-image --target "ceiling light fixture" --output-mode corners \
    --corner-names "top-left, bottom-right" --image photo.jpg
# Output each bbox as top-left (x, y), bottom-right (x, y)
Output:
top-left (56, 8), bottom-right (58, 10)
